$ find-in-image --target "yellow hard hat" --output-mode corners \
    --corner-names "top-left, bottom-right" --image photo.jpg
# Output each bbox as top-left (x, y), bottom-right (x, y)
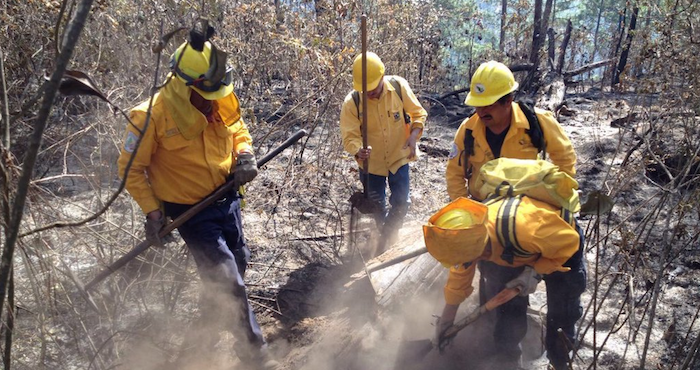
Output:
top-left (434, 207), bottom-right (475, 229)
top-left (423, 197), bottom-right (489, 267)
top-left (171, 41), bottom-right (234, 101)
top-left (465, 61), bottom-right (519, 107)
top-left (352, 52), bottom-right (385, 92)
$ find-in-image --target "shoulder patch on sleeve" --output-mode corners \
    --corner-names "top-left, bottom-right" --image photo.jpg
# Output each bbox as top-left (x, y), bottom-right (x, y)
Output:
top-left (448, 143), bottom-right (459, 159)
top-left (124, 131), bottom-right (138, 153)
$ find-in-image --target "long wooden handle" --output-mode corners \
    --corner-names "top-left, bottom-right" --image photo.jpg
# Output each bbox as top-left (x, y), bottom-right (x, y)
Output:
top-left (484, 287), bottom-right (520, 311)
top-left (366, 246), bottom-right (428, 273)
top-left (360, 14), bottom-right (369, 195)
top-left (85, 129), bottom-right (307, 291)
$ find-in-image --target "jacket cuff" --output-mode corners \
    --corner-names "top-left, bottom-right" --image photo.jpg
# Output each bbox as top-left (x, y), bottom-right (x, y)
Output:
top-left (136, 198), bottom-right (161, 216)
top-left (411, 122), bottom-right (424, 131)
top-left (235, 143), bottom-right (253, 155)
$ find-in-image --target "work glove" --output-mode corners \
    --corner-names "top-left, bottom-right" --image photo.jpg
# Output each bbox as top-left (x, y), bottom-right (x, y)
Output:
top-left (145, 213), bottom-right (165, 249)
top-left (230, 152), bottom-right (258, 185)
top-left (505, 266), bottom-right (542, 296)
top-left (432, 316), bottom-right (454, 349)
top-left (432, 304), bottom-right (458, 351)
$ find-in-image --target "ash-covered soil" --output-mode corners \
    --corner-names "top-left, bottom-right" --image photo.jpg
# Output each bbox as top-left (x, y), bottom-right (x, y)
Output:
top-left (238, 88), bottom-right (700, 370)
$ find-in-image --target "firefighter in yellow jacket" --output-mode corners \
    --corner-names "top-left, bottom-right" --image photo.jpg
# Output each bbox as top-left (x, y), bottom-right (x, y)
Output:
top-left (424, 197), bottom-right (586, 369)
top-left (445, 61), bottom-right (577, 201)
top-left (340, 52), bottom-right (427, 250)
top-left (117, 34), bottom-right (279, 370)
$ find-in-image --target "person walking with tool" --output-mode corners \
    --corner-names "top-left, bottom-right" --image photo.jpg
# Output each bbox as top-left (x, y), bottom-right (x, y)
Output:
top-left (425, 195), bottom-right (586, 369)
top-left (117, 27), bottom-right (280, 370)
top-left (340, 52), bottom-right (427, 253)
top-left (443, 61), bottom-right (581, 368)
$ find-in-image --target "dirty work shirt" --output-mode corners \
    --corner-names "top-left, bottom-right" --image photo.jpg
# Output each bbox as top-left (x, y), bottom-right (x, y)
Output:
top-left (340, 75), bottom-right (427, 176)
top-left (446, 103), bottom-right (576, 200)
top-left (117, 85), bottom-right (252, 214)
top-left (443, 196), bottom-right (580, 305)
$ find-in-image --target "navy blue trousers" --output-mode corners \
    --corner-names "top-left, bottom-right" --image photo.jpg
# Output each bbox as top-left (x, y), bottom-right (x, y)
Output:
top-left (164, 193), bottom-right (265, 356)
top-left (361, 163), bottom-right (411, 236)
top-left (478, 225), bottom-right (587, 368)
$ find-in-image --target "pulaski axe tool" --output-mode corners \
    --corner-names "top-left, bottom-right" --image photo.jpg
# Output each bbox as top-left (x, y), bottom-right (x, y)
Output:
top-left (80, 130), bottom-right (307, 296)
top-left (348, 14), bottom-right (381, 215)
top-left (394, 287), bottom-right (520, 368)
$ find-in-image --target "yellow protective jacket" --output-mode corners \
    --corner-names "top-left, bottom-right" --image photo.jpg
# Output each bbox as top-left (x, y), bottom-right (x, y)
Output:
top-left (117, 79), bottom-right (252, 214)
top-left (339, 75), bottom-right (428, 176)
top-left (443, 196), bottom-right (580, 305)
top-left (446, 103), bottom-right (576, 200)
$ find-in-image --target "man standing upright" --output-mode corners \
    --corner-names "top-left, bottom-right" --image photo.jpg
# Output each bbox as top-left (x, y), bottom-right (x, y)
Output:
top-left (444, 61), bottom-right (582, 369)
top-left (340, 52), bottom-right (427, 252)
top-left (117, 30), bottom-right (279, 370)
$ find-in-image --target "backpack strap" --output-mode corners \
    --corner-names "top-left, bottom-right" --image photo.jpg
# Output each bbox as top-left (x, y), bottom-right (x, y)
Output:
top-left (462, 128), bottom-right (475, 180)
top-left (494, 194), bottom-right (537, 264)
top-left (352, 91), bottom-right (360, 119)
top-left (389, 77), bottom-right (411, 124)
top-left (517, 101), bottom-right (547, 160)
top-left (560, 207), bottom-right (576, 227)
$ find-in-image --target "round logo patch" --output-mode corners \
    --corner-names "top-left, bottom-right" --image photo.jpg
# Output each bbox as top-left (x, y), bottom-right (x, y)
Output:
top-left (474, 83), bottom-right (486, 94)
top-left (448, 143), bottom-right (459, 159)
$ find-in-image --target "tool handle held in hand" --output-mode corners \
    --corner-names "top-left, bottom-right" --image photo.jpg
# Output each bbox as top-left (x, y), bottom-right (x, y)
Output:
top-left (85, 129), bottom-right (307, 291)
top-left (439, 287), bottom-right (520, 350)
top-left (360, 14), bottom-right (369, 196)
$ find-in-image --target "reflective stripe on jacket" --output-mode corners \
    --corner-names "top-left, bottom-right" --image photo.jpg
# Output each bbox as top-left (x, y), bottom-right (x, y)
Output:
top-left (443, 196), bottom-right (580, 305)
top-left (446, 103), bottom-right (576, 200)
top-left (339, 75), bottom-right (427, 176)
top-left (117, 90), bottom-right (252, 214)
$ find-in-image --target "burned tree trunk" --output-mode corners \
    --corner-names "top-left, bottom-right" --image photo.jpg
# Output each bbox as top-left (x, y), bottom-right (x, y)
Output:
top-left (500, 0), bottom-right (507, 52)
top-left (547, 28), bottom-right (556, 71)
top-left (612, 6), bottom-right (639, 86)
top-left (557, 19), bottom-right (572, 74)
top-left (523, 0), bottom-right (544, 92)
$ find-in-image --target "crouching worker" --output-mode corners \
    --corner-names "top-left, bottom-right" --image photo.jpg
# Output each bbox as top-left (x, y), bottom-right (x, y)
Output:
top-left (117, 29), bottom-right (280, 370)
top-left (424, 196), bottom-right (586, 369)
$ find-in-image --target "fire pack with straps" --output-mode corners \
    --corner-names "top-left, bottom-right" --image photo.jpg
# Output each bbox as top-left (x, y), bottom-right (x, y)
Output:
top-left (477, 157), bottom-right (580, 264)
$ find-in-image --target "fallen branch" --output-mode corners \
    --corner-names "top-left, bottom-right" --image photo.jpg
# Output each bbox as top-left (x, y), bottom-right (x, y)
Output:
top-left (563, 59), bottom-right (615, 79)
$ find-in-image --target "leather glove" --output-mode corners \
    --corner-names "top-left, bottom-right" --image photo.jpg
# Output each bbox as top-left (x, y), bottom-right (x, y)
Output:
top-left (145, 214), bottom-right (165, 249)
top-left (505, 266), bottom-right (542, 296)
top-left (433, 316), bottom-right (454, 349)
top-left (230, 152), bottom-right (258, 185)
top-left (432, 304), bottom-right (458, 350)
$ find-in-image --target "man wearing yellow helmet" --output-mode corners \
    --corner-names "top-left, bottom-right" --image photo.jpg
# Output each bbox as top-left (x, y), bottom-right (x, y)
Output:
top-left (424, 197), bottom-right (585, 369)
top-left (117, 32), bottom-right (280, 369)
top-left (339, 52), bottom-right (428, 251)
top-left (446, 60), bottom-right (577, 201)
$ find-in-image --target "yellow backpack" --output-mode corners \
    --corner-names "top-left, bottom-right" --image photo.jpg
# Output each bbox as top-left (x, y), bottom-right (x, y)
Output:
top-left (475, 158), bottom-right (580, 213)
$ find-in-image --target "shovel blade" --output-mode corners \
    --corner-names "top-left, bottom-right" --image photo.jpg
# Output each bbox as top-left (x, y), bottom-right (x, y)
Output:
top-left (349, 192), bottom-right (382, 214)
